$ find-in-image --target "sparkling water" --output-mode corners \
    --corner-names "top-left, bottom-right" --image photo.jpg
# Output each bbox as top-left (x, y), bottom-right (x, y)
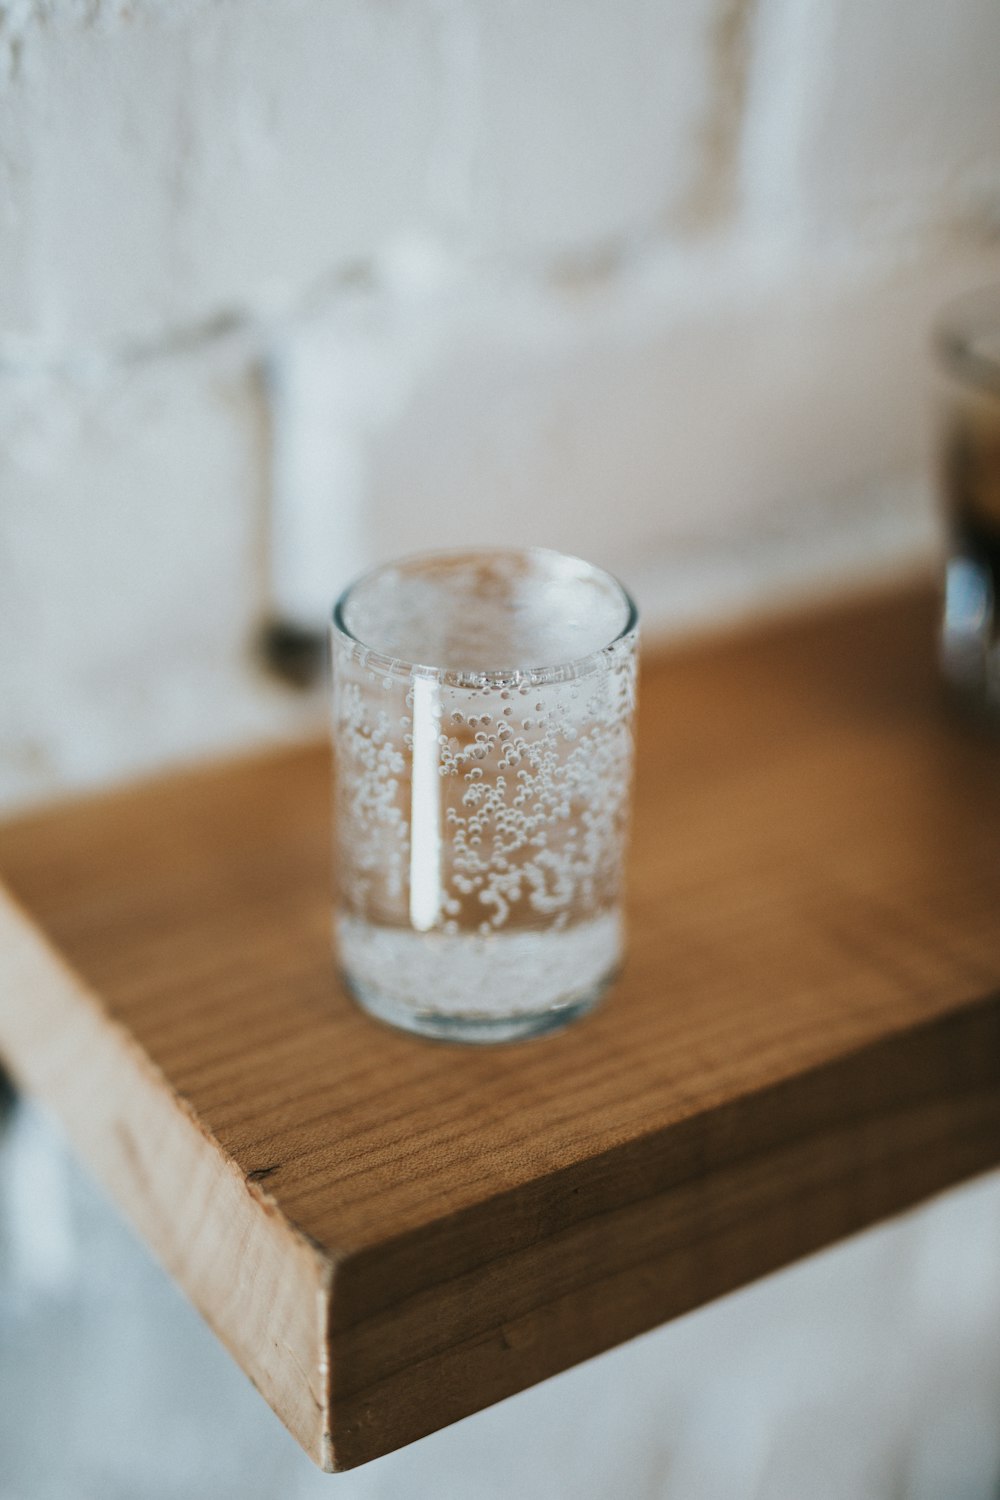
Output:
top-left (332, 550), bottom-right (638, 1040)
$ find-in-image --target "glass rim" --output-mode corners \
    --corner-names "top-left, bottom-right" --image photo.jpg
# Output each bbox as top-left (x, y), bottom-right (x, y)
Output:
top-left (332, 546), bottom-right (639, 687)
top-left (933, 284), bottom-right (1000, 397)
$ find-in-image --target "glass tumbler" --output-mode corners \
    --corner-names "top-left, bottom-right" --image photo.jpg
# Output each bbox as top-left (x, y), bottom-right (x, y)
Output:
top-left (934, 287), bottom-right (1000, 724)
top-left (331, 548), bottom-right (639, 1042)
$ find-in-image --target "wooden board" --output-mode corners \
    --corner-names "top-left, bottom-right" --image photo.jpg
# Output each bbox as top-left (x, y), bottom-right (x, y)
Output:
top-left (1, 582), bottom-right (999, 1470)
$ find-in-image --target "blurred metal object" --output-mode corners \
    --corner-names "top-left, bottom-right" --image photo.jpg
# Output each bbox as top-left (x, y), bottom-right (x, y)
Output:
top-left (934, 287), bottom-right (1000, 726)
top-left (256, 619), bottom-right (326, 689)
top-left (0, 1065), bottom-right (16, 1130)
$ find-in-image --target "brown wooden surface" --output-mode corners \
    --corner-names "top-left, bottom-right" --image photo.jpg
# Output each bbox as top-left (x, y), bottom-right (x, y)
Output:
top-left (1, 582), bottom-right (999, 1469)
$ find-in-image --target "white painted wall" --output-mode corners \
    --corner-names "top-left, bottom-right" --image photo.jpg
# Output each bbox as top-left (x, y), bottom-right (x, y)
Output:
top-left (1, 2), bottom-right (999, 1495)
top-left (1, 0), bottom-right (999, 809)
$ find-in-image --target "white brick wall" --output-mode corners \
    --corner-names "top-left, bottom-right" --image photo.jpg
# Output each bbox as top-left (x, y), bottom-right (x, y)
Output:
top-left (743, 0), bottom-right (1000, 240)
top-left (268, 237), bottom-right (1000, 627)
top-left (0, 0), bottom-right (439, 347)
top-left (0, 339), bottom-right (317, 807)
top-left (449, 0), bottom-right (717, 258)
top-left (2, 3), bottom-right (1000, 1495)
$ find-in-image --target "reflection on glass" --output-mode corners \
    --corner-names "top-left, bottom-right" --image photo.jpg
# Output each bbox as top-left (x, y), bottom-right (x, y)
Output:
top-left (935, 288), bottom-right (1000, 724)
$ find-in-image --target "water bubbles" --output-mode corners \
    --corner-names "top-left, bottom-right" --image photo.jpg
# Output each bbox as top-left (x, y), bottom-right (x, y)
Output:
top-left (337, 637), bottom-right (637, 954)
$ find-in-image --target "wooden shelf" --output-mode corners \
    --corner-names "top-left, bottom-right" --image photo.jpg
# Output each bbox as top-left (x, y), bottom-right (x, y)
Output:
top-left (1, 583), bottom-right (999, 1470)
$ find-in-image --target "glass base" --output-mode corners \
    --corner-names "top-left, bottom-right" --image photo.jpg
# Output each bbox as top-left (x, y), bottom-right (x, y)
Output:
top-left (337, 910), bottom-right (622, 1044)
top-left (345, 973), bottom-right (612, 1044)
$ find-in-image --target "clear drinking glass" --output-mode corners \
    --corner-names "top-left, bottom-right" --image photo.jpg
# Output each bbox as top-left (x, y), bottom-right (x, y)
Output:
top-left (934, 287), bottom-right (1000, 724)
top-left (331, 548), bottom-right (639, 1042)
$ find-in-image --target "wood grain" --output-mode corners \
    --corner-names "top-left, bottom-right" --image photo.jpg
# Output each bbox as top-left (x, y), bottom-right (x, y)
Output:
top-left (1, 582), bottom-right (999, 1469)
